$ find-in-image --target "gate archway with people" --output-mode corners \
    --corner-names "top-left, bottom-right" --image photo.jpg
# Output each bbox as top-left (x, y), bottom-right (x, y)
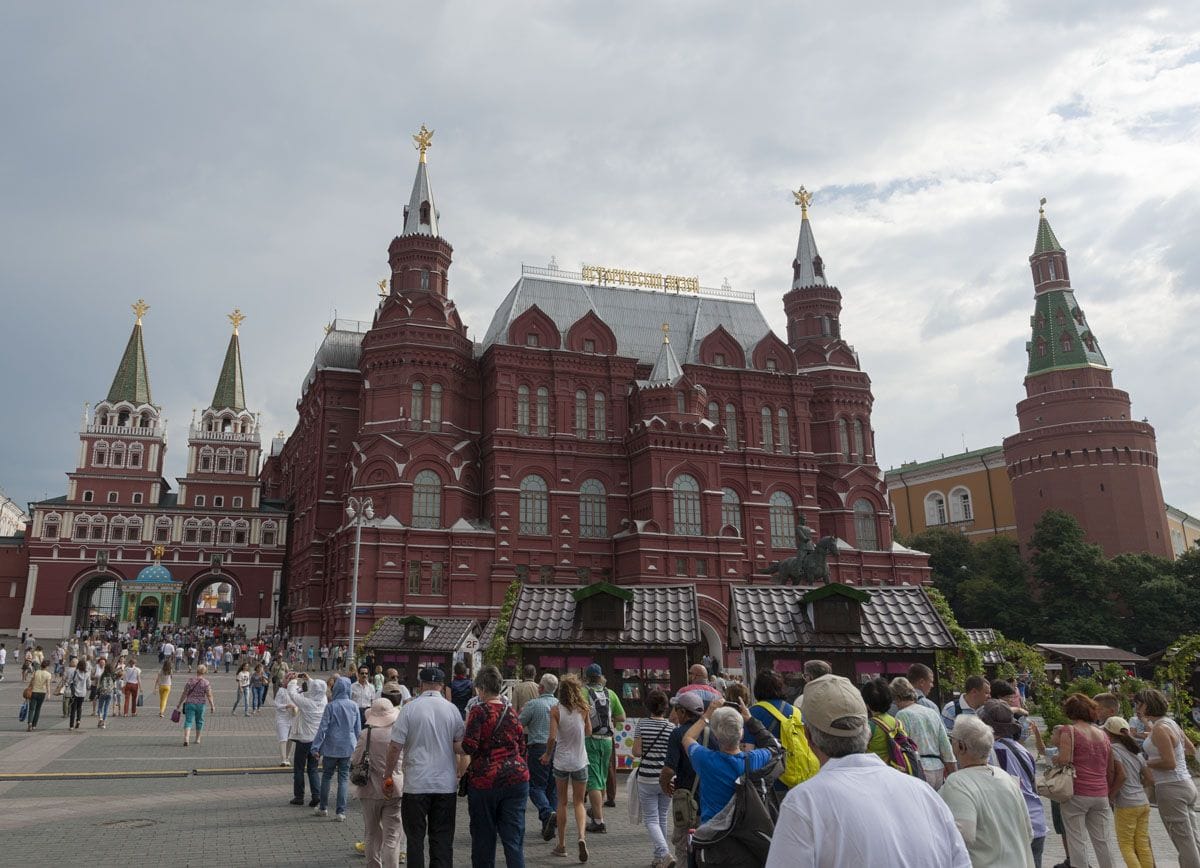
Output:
top-left (185, 572), bottom-right (240, 627)
top-left (73, 573), bottom-right (124, 632)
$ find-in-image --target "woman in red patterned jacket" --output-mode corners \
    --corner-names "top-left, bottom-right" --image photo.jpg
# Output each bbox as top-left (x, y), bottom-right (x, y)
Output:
top-left (463, 665), bottom-right (530, 868)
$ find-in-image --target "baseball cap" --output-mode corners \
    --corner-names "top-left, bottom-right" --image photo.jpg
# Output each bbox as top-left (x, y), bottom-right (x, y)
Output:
top-left (802, 674), bottom-right (868, 737)
top-left (1103, 715), bottom-right (1131, 735)
top-left (670, 691), bottom-right (705, 715)
top-left (418, 666), bottom-right (445, 684)
top-left (585, 663), bottom-right (603, 678)
top-left (977, 699), bottom-right (1019, 739)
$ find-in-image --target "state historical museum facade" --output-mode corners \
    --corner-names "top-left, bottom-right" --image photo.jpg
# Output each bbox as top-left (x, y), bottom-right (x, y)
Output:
top-left (264, 140), bottom-right (930, 665)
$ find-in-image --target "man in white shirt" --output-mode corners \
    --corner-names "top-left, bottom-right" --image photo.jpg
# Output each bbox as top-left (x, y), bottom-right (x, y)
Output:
top-left (350, 665), bottom-right (377, 728)
top-left (765, 674), bottom-right (970, 868)
top-left (384, 667), bottom-right (465, 868)
top-left (0, 643), bottom-right (7, 680)
top-left (160, 640), bottom-right (175, 666)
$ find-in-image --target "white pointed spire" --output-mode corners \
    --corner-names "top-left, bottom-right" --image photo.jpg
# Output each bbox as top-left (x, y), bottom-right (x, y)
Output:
top-left (402, 124), bottom-right (440, 237)
top-left (791, 186), bottom-right (827, 290)
top-left (648, 323), bottom-right (684, 385)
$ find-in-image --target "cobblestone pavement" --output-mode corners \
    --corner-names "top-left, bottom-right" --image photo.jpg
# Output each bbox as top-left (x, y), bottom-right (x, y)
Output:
top-left (0, 655), bottom-right (1191, 866)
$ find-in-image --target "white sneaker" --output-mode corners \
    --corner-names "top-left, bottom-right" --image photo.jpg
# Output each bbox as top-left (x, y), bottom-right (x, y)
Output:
top-left (313, 807), bottom-right (327, 817)
top-left (335, 813), bottom-right (346, 822)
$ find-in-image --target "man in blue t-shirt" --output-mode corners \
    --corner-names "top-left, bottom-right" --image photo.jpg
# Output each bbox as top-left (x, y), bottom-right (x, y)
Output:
top-left (683, 697), bottom-right (778, 823)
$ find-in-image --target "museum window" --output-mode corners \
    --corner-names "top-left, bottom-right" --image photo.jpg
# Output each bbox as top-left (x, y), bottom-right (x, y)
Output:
top-left (714, 353), bottom-right (725, 366)
top-left (132, 493), bottom-right (143, 504)
top-left (199, 521), bottom-right (214, 545)
top-left (82, 490), bottom-right (94, 503)
top-left (519, 475), bottom-right (549, 535)
top-left (125, 518), bottom-right (142, 541)
top-left (411, 381), bottom-right (424, 425)
top-left (721, 488), bottom-right (742, 534)
top-left (217, 522), bottom-right (233, 545)
top-left (769, 491), bottom-right (796, 549)
top-left (154, 519), bottom-right (171, 544)
top-left (73, 516), bottom-right (88, 540)
top-left (593, 392), bottom-right (605, 439)
top-left (516, 385), bottom-right (530, 434)
top-left (676, 392), bottom-right (686, 414)
top-left (431, 562), bottom-right (445, 595)
top-left (184, 520), bottom-right (199, 544)
top-left (760, 406), bottom-right (774, 450)
top-left (526, 333), bottom-right (540, 347)
top-left (90, 518), bottom-right (105, 540)
top-left (420, 268), bottom-right (430, 290)
top-left (777, 408), bottom-right (790, 453)
top-left (695, 558), bottom-right (708, 577)
top-left (110, 443), bottom-right (125, 468)
top-left (93, 442), bottom-right (108, 467)
top-left (429, 383), bottom-right (443, 431)
top-left (949, 486), bottom-right (973, 522)
top-left (411, 469), bottom-right (442, 529)
top-left (261, 523), bottom-right (277, 547)
top-left (213, 496), bottom-right (224, 508)
top-left (107, 492), bottom-right (118, 504)
top-left (128, 444), bottom-right (143, 469)
top-left (723, 404), bottom-right (738, 449)
top-left (42, 515), bottom-right (60, 540)
top-left (924, 492), bottom-right (947, 527)
top-left (672, 474), bottom-right (702, 537)
top-left (408, 561), bottom-right (421, 594)
top-left (854, 499), bottom-right (879, 550)
top-left (766, 358), bottom-right (778, 372)
top-left (109, 518), bottom-right (125, 542)
top-left (579, 479), bottom-right (607, 539)
top-left (575, 390), bottom-right (588, 438)
top-left (706, 401), bottom-right (719, 424)
top-left (536, 387), bottom-right (549, 436)
top-left (232, 496), bottom-right (243, 508)
top-left (838, 418), bottom-right (850, 461)
top-left (852, 419), bottom-right (865, 462)
top-left (583, 338), bottom-right (595, 353)
top-left (675, 557), bottom-right (688, 576)
top-left (194, 495), bottom-right (206, 507)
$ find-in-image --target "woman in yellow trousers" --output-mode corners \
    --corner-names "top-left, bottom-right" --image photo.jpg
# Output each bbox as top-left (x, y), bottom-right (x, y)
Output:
top-left (154, 660), bottom-right (173, 718)
top-left (1106, 716), bottom-right (1155, 868)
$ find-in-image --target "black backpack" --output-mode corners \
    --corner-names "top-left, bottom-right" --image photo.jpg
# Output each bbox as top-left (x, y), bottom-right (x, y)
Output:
top-left (588, 687), bottom-right (613, 736)
top-left (692, 749), bottom-right (780, 867)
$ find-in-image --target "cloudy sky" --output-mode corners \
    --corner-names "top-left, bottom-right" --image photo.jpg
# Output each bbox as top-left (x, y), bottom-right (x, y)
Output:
top-left (2, 2), bottom-right (1198, 516)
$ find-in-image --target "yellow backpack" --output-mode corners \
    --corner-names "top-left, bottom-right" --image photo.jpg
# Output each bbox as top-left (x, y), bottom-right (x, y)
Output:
top-left (755, 700), bottom-right (819, 787)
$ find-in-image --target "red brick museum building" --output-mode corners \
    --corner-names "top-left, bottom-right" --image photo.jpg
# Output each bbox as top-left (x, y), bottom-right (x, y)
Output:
top-left (263, 141), bottom-right (931, 667)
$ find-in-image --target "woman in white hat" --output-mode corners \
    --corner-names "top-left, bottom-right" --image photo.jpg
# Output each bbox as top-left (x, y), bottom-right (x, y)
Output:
top-left (353, 697), bottom-right (406, 867)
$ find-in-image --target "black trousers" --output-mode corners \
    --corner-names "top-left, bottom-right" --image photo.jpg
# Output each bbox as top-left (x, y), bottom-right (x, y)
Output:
top-left (402, 791), bottom-right (457, 868)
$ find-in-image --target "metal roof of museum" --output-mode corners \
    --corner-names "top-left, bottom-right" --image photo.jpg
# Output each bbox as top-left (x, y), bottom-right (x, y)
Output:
top-left (481, 266), bottom-right (771, 366)
top-left (507, 584), bottom-right (700, 647)
top-left (731, 585), bottom-right (956, 651)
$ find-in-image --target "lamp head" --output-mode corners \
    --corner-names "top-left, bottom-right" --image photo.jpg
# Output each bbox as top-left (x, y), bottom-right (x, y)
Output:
top-left (364, 504), bottom-right (375, 520)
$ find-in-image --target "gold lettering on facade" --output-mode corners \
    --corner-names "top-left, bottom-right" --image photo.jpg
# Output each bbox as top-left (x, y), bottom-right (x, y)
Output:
top-left (581, 264), bottom-right (699, 294)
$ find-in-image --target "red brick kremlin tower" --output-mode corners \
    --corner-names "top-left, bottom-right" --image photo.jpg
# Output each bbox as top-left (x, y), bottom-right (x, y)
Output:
top-left (1002, 201), bottom-right (1171, 557)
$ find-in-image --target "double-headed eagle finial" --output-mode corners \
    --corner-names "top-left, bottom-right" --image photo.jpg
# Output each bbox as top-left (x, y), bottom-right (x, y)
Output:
top-left (413, 124), bottom-right (434, 163)
top-left (793, 186), bottom-right (814, 219)
top-left (132, 299), bottom-right (150, 325)
top-left (228, 308), bottom-right (246, 335)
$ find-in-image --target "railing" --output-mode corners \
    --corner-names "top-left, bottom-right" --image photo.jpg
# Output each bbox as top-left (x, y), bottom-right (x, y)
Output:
top-left (188, 425), bottom-right (260, 442)
top-left (82, 424), bottom-right (164, 437)
top-left (329, 318), bottom-right (371, 334)
top-left (521, 263), bottom-right (756, 302)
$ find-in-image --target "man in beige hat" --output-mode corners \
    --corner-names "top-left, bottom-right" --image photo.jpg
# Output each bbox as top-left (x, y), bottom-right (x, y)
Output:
top-left (765, 674), bottom-right (970, 868)
top-left (354, 698), bottom-right (405, 867)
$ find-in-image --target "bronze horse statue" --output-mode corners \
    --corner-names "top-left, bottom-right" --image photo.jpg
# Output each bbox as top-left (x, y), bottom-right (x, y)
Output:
top-left (765, 535), bottom-right (838, 586)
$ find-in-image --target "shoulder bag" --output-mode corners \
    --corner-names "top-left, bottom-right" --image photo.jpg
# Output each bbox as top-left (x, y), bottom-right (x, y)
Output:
top-left (671, 727), bottom-right (710, 829)
top-left (350, 727), bottom-right (372, 786)
top-left (1036, 724), bottom-right (1076, 803)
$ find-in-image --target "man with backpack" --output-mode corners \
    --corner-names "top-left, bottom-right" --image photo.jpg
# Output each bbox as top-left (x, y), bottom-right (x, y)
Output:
top-left (750, 669), bottom-right (819, 793)
top-left (661, 691), bottom-right (708, 864)
top-left (941, 675), bottom-right (991, 732)
top-left (582, 663), bottom-right (625, 833)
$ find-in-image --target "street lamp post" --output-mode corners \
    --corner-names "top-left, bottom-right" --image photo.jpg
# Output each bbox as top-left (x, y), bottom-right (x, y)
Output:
top-left (257, 590), bottom-right (264, 638)
top-left (346, 495), bottom-right (375, 667)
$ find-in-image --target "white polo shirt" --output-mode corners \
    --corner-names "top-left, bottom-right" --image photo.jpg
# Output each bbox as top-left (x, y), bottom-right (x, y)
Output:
top-left (391, 689), bottom-right (465, 795)
top-left (765, 752), bottom-right (970, 868)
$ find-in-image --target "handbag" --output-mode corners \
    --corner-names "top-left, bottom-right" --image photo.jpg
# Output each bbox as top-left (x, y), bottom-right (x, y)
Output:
top-left (350, 727), bottom-right (372, 786)
top-left (22, 683), bottom-right (32, 701)
top-left (1036, 726), bottom-right (1076, 804)
top-left (671, 728), bottom-right (709, 828)
top-left (171, 707), bottom-right (182, 724)
top-left (18, 701), bottom-right (27, 722)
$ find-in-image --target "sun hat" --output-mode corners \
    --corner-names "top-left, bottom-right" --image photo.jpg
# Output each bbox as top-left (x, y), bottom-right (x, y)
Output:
top-left (801, 674), bottom-right (868, 737)
top-left (365, 697), bottom-right (400, 728)
top-left (1103, 715), bottom-right (1131, 735)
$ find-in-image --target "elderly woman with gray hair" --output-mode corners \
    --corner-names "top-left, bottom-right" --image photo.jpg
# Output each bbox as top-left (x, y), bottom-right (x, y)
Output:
top-left (939, 714), bottom-right (1034, 868)
top-left (681, 696), bottom-right (780, 825)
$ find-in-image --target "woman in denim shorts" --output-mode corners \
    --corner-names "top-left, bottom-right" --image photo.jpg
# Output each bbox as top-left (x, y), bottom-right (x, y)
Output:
top-left (546, 674), bottom-right (593, 862)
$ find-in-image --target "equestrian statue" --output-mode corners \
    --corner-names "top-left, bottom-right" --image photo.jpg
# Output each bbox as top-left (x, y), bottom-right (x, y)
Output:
top-left (765, 515), bottom-right (838, 586)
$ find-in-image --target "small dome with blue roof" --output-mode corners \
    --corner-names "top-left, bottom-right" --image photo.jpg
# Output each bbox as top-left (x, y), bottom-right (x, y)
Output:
top-left (136, 563), bottom-right (174, 583)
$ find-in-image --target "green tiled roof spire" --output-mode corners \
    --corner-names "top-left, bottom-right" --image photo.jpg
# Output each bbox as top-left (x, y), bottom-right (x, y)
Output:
top-left (1033, 197), bottom-right (1064, 254)
top-left (106, 299), bottom-right (154, 405)
top-left (211, 309), bottom-right (247, 411)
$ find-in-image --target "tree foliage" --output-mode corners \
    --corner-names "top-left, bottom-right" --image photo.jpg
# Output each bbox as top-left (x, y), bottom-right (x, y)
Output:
top-left (484, 580), bottom-right (523, 669)
top-left (927, 586), bottom-right (982, 690)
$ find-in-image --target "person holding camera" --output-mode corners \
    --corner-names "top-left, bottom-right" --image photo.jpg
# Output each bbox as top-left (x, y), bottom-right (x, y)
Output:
top-left (287, 673), bottom-right (328, 807)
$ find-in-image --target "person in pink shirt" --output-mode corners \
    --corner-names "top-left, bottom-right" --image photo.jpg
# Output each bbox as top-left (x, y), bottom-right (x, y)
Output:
top-left (1052, 693), bottom-right (1120, 868)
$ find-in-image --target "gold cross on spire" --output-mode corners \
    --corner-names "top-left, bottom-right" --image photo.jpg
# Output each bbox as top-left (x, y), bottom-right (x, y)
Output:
top-left (132, 299), bottom-right (150, 325)
top-left (793, 186), bottom-right (813, 219)
top-left (413, 124), bottom-right (434, 163)
top-left (227, 308), bottom-right (246, 334)
top-left (378, 278), bottom-right (389, 298)
top-left (661, 322), bottom-right (671, 344)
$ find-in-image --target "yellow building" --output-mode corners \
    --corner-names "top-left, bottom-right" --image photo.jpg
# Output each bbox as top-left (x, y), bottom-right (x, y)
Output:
top-left (887, 445), bottom-right (1198, 559)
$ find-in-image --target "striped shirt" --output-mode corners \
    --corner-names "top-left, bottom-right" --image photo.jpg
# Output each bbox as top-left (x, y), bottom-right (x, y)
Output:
top-left (635, 716), bottom-right (674, 779)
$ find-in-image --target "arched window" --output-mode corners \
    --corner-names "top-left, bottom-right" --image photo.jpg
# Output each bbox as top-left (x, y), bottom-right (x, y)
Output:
top-left (233, 519), bottom-right (249, 545)
top-left (575, 390), bottom-right (588, 438)
top-left (724, 404), bottom-right (738, 450)
top-left (109, 442), bottom-right (125, 468)
top-left (199, 520), bottom-right (215, 545)
top-left (536, 387), bottom-right (550, 436)
top-left (153, 517), bottom-right (171, 543)
top-left (593, 392), bottom-right (606, 439)
top-left (126, 517), bottom-right (143, 541)
top-left (217, 519), bottom-right (234, 545)
top-left (183, 518), bottom-right (199, 544)
top-left (720, 488), bottom-right (741, 534)
top-left (761, 406), bottom-right (774, 450)
top-left (672, 474), bottom-right (701, 536)
top-left (924, 492), bottom-right (947, 526)
top-left (777, 409), bottom-right (790, 453)
top-left (42, 514), bottom-right (61, 540)
top-left (854, 499), bottom-right (879, 550)
top-left (90, 516), bottom-right (106, 540)
top-left (516, 385), bottom-right (530, 434)
top-left (430, 383), bottom-right (443, 430)
top-left (215, 448), bottom-right (230, 473)
top-left (769, 491), bottom-right (796, 549)
top-left (949, 486), bottom-right (973, 522)
top-left (852, 419), bottom-right (865, 463)
top-left (109, 517), bottom-right (126, 542)
top-left (73, 515), bottom-right (89, 540)
top-left (519, 475), bottom-right (549, 535)
top-left (579, 479), bottom-right (607, 539)
top-left (199, 447), bottom-right (214, 472)
top-left (93, 442), bottom-right (109, 467)
top-left (411, 381), bottom-right (424, 424)
top-left (419, 201), bottom-right (431, 225)
top-left (838, 418), bottom-right (850, 461)
top-left (676, 392), bottom-right (687, 414)
top-left (706, 401), bottom-right (720, 424)
top-left (1060, 333), bottom-right (1073, 352)
top-left (261, 521), bottom-right (278, 547)
top-left (128, 443), bottom-right (144, 469)
top-left (412, 470), bottom-right (442, 529)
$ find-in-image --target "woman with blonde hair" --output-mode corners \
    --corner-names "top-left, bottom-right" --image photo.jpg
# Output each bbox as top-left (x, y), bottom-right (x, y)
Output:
top-left (154, 659), bottom-right (173, 718)
top-left (546, 674), bottom-right (592, 862)
top-left (1135, 688), bottom-right (1200, 867)
top-left (177, 663), bottom-right (217, 747)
